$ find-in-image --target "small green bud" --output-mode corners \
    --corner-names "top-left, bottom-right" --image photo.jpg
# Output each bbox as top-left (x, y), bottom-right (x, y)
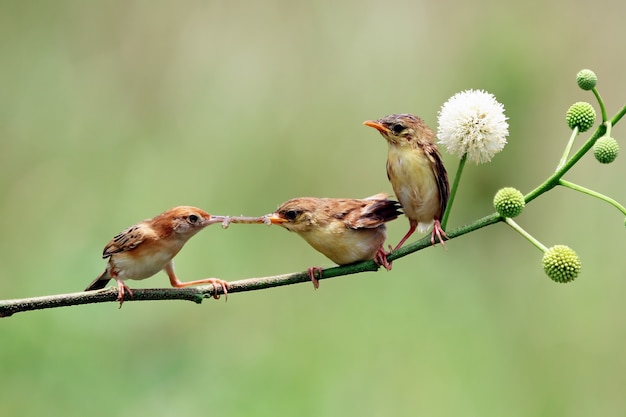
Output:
top-left (593, 136), bottom-right (619, 164)
top-left (576, 69), bottom-right (597, 90)
top-left (566, 102), bottom-right (596, 132)
top-left (494, 187), bottom-right (525, 218)
top-left (542, 245), bottom-right (581, 283)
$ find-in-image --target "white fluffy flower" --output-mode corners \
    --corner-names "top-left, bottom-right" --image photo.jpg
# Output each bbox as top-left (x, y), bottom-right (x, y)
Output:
top-left (437, 90), bottom-right (509, 164)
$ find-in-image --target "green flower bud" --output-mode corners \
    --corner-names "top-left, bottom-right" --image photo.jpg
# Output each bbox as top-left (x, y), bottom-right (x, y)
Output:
top-left (494, 187), bottom-right (525, 218)
top-left (576, 69), bottom-right (597, 90)
top-left (542, 245), bottom-right (581, 283)
top-left (566, 102), bottom-right (596, 132)
top-left (593, 136), bottom-right (619, 164)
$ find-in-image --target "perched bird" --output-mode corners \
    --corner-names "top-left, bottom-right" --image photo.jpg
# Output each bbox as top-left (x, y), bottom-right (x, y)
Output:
top-left (364, 114), bottom-right (450, 249)
top-left (85, 206), bottom-right (230, 305)
top-left (267, 194), bottom-right (402, 288)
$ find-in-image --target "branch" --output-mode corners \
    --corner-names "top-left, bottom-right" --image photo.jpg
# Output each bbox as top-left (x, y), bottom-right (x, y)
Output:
top-left (2, 104), bottom-right (623, 318)
top-left (0, 212), bottom-right (502, 318)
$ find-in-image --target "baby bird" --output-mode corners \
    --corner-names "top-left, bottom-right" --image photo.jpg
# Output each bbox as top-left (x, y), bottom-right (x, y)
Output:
top-left (364, 114), bottom-right (450, 249)
top-left (86, 206), bottom-right (230, 305)
top-left (267, 194), bottom-right (402, 288)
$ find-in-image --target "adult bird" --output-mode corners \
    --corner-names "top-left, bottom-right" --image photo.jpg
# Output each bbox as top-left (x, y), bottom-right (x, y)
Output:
top-left (364, 114), bottom-right (450, 249)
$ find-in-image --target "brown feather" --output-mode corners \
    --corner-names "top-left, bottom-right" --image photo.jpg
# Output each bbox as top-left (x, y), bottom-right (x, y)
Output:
top-left (271, 195), bottom-right (401, 265)
top-left (365, 113), bottom-right (450, 247)
top-left (423, 143), bottom-right (449, 219)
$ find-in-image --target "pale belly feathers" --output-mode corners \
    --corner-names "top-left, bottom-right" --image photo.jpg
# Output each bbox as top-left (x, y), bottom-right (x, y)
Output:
top-left (107, 241), bottom-right (183, 281)
top-left (387, 145), bottom-right (439, 232)
top-left (300, 227), bottom-right (387, 265)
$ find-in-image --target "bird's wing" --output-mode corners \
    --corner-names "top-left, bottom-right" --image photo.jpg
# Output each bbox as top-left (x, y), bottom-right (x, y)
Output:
top-left (342, 199), bottom-right (402, 230)
top-left (363, 192), bottom-right (388, 200)
top-left (102, 223), bottom-right (154, 258)
top-left (424, 144), bottom-right (450, 219)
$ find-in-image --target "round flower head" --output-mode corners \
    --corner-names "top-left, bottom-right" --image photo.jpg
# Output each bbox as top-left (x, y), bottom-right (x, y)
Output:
top-left (593, 136), bottom-right (619, 164)
top-left (542, 245), bottom-right (581, 283)
top-left (566, 102), bottom-right (595, 132)
top-left (576, 69), bottom-right (597, 91)
top-left (494, 187), bottom-right (525, 218)
top-left (437, 90), bottom-right (509, 164)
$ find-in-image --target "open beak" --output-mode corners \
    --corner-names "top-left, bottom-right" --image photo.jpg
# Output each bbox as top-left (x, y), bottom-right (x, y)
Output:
top-left (266, 213), bottom-right (288, 224)
top-left (363, 120), bottom-right (391, 134)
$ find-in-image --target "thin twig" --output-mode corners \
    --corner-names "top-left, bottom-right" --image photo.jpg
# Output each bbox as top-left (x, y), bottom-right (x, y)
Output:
top-left (0, 212), bottom-right (502, 318)
top-left (2, 105), bottom-right (624, 318)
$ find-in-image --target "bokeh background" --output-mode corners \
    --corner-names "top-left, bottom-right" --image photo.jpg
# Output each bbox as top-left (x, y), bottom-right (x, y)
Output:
top-left (2, 1), bottom-right (625, 416)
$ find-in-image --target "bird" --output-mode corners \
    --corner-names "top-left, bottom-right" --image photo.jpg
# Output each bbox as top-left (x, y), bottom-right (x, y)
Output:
top-left (85, 206), bottom-right (230, 306)
top-left (364, 114), bottom-right (450, 249)
top-left (266, 194), bottom-right (402, 288)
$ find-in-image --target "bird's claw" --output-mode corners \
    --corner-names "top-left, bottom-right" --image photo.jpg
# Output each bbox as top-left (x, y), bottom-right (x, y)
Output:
top-left (116, 281), bottom-right (134, 308)
top-left (307, 267), bottom-right (323, 289)
top-left (209, 279), bottom-right (230, 301)
top-left (374, 246), bottom-right (393, 271)
top-left (430, 220), bottom-right (448, 248)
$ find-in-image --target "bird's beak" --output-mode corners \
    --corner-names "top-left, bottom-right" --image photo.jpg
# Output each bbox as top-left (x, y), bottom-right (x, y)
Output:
top-left (204, 215), bottom-right (228, 226)
top-left (266, 213), bottom-right (288, 224)
top-left (363, 120), bottom-right (391, 134)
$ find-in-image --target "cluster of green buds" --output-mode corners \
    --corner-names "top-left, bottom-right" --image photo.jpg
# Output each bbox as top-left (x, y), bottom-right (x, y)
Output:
top-left (566, 102), bottom-right (595, 132)
top-left (571, 69), bottom-right (619, 164)
top-left (491, 69), bottom-right (622, 284)
top-left (542, 245), bottom-right (582, 283)
top-left (594, 136), bottom-right (619, 164)
top-left (492, 187), bottom-right (582, 283)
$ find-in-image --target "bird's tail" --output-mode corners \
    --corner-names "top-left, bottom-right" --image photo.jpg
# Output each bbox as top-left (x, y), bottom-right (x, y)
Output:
top-left (369, 198), bottom-right (403, 223)
top-left (85, 271), bottom-right (111, 291)
top-left (355, 197), bottom-right (403, 228)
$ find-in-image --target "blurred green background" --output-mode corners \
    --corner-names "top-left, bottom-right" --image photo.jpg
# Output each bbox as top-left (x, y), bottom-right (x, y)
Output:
top-left (2, 0), bottom-right (626, 416)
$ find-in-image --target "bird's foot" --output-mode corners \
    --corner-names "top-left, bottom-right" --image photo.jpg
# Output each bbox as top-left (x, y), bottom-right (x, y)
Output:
top-left (116, 280), bottom-right (134, 308)
top-left (168, 273), bottom-right (230, 301)
top-left (430, 220), bottom-right (448, 247)
top-left (374, 246), bottom-right (393, 271)
top-left (204, 278), bottom-right (230, 301)
top-left (307, 267), bottom-right (323, 289)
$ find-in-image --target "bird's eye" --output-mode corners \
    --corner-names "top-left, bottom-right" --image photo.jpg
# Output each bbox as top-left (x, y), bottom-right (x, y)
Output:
top-left (188, 214), bottom-right (199, 223)
top-left (283, 210), bottom-right (299, 220)
top-left (391, 124), bottom-right (404, 134)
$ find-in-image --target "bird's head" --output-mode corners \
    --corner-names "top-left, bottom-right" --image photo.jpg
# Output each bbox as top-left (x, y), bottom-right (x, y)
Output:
top-left (155, 206), bottom-right (226, 236)
top-left (364, 113), bottom-right (433, 146)
top-left (266, 199), bottom-right (317, 233)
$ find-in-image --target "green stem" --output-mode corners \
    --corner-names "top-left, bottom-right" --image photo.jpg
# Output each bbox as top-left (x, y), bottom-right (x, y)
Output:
top-left (441, 153), bottom-right (466, 229)
top-left (592, 87), bottom-right (608, 122)
top-left (504, 218), bottom-right (548, 252)
top-left (557, 126), bottom-right (579, 171)
top-left (525, 105), bottom-right (626, 204)
top-left (388, 211), bottom-right (502, 262)
top-left (559, 179), bottom-right (626, 216)
top-left (3, 107), bottom-right (626, 317)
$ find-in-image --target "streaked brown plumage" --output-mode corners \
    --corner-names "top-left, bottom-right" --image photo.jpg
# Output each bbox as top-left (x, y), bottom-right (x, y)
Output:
top-left (267, 194), bottom-right (402, 288)
top-left (364, 114), bottom-right (449, 249)
top-left (85, 206), bottom-right (230, 305)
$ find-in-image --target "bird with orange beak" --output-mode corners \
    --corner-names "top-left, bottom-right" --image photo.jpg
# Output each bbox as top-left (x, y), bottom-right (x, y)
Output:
top-left (364, 114), bottom-right (449, 249)
top-left (266, 194), bottom-right (402, 288)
